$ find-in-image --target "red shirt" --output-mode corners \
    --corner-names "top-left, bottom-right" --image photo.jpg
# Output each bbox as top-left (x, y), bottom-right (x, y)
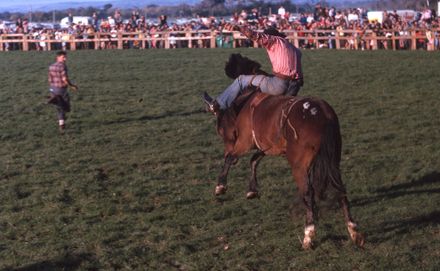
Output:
top-left (257, 33), bottom-right (303, 79)
top-left (242, 27), bottom-right (303, 80)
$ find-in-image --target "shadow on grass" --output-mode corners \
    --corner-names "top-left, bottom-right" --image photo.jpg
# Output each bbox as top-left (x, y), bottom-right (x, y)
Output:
top-left (351, 171), bottom-right (440, 207)
top-left (3, 253), bottom-right (96, 271)
top-left (103, 108), bottom-right (206, 125)
top-left (368, 210), bottom-right (440, 244)
top-left (352, 172), bottom-right (440, 243)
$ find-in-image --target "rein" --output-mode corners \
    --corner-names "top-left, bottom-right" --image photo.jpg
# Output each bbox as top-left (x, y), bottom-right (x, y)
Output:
top-left (279, 97), bottom-right (305, 140)
top-left (250, 93), bottom-right (271, 152)
top-left (250, 96), bottom-right (305, 153)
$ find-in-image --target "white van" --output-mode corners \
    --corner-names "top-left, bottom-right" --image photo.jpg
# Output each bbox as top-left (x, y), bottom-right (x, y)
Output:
top-left (60, 16), bottom-right (93, 28)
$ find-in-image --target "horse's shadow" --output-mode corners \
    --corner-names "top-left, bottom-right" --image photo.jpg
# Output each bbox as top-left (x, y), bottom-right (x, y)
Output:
top-left (2, 253), bottom-right (95, 271)
top-left (352, 171), bottom-right (440, 243)
top-left (102, 108), bottom-right (205, 125)
top-left (352, 171), bottom-right (440, 207)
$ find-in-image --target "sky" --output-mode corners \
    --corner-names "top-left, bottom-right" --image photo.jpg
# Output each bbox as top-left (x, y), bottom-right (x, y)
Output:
top-left (0, 0), bottom-right (359, 11)
top-left (0, 0), bottom-right (102, 8)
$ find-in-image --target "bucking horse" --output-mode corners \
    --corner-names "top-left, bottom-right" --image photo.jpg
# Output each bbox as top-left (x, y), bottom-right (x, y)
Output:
top-left (203, 53), bottom-right (365, 249)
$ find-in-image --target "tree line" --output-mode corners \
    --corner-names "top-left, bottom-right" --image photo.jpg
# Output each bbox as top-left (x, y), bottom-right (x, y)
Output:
top-left (0, 0), bottom-right (436, 23)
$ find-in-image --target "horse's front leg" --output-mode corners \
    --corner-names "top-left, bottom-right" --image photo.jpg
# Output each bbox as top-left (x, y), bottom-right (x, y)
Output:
top-left (215, 154), bottom-right (238, 196)
top-left (246, 151), bottom-right (265, 199)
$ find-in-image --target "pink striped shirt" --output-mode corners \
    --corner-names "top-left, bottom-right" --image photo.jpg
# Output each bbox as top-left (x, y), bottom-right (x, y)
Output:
top-left (257, 33), bottom-right (302, 79)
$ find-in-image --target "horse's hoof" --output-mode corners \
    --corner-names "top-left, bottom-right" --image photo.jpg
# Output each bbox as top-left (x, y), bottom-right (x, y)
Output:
top-left (348, 223), bottom-right (365, 248)
top-left (302, 239), bottom-right (314, 250)
top-left (246, 191), bottom-right (259, 199)
top-left (215, 185), bottom-right (227, 196)
top-left (353, 232), bottom-right (365, 248)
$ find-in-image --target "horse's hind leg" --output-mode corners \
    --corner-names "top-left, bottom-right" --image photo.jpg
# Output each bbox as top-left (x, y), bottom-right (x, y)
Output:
top-left (287, 147), bottom-right (318, 250)
top-left (215, 154), bottom-right (237, 196)
top-left (288, 164), bottom-right (317, 249)
top-left (246, 151), bottom-right (265, 199)
top-left (338, 193), bottom-right (365, 247)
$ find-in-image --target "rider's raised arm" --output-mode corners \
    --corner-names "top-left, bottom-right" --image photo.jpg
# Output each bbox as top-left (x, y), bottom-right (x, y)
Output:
top-left (237, 25), bottom-right (278, 49)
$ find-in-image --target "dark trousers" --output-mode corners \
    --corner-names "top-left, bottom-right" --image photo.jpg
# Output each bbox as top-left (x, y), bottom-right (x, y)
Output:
top-left (49, 88), bottom-right (70, 121)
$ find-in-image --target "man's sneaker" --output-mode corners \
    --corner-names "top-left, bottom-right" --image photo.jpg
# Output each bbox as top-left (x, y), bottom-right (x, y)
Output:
top-left (202, 92), bottom-right (220, 114)
top-left (59, 124), bottom-right (65, 134)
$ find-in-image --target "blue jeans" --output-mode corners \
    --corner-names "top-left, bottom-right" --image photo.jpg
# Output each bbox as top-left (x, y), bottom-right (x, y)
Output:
top-left (216, 75), bottom-right (289, 109)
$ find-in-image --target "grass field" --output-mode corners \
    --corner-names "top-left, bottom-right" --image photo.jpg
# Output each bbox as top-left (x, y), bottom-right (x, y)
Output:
top-left (0, 48), bottom-right (439, 270)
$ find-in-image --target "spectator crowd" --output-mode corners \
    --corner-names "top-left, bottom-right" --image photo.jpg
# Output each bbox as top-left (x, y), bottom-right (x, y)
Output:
top-left (0, 4), bottom-right (439, 51)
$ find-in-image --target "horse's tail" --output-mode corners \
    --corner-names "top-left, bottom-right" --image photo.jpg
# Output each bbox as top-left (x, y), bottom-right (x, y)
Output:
top-left (310, 117), bottom-right (347, 201)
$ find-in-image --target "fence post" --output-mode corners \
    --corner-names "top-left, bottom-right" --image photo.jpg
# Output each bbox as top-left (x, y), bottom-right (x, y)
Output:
top-left (117, 32), bottom-right (123, 49)
top-left (70, 35), bottom-right (76, 51)
top-left (186, 31), bottom-right (192, 48)
top-left (293, 31), bottom-right (299, 48)
top-left (354, 31), bottom-right (359, 50)
top-left (22, 34), bottom-right (29, 51)
top-left (94, 32), bottom-right (100, 50)
top-left (253, 39), bottom-right (258, 48)
top-left (233, 31), bottom-right (240, 48)
top-left (314, 30), bottom-right (319, 49)
top-left (335, 30), bottom-right (340, 49)
top-left (139, 32), bottom-right (145, 49)
top-left (47, 37), bottom-right (52, 51)
top-left (411, 30), bottom-right (417, 50)
top-left (391, 31), bottom-right (397, 51)
top-left (371, 32), bottom-right (377, 50)
top-left (0, 34), bottom-right (3, 51)
top-left (164, 32), bottom-right (170, 49)
top-left (426, 30), bottom-right (434, 51)
top-left (210, 30), bottom-right (216, 48)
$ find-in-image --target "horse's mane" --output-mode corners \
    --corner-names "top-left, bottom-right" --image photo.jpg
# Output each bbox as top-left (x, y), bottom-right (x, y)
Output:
top-left (222, 53), bottom-right (269, 117)
top-left (224, 53), bottom-right (269, 79)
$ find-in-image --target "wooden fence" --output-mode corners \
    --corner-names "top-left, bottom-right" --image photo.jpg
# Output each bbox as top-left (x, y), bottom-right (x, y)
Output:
top-left (0, 29), bottom-right (438, 51)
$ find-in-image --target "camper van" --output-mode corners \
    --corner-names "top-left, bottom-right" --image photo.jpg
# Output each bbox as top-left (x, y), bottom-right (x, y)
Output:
top-left (367, 10), bottom-right (416, 24)
top-left (60, 16), bottom-right (93, 28)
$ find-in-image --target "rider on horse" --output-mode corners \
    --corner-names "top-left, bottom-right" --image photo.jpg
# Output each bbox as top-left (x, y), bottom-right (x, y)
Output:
top-left (204, 23), bottom-right (304, 113)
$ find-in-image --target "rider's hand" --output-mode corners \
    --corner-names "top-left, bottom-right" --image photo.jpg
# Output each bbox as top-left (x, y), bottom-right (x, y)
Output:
top-left (70, 85), bottom-right (78, 92)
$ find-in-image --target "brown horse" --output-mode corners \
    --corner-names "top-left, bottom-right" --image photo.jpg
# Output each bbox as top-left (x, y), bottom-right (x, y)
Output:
top-left (207, 54), bottom-right (364, 249)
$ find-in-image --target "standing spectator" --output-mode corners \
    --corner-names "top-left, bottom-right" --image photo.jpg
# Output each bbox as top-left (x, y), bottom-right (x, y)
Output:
top-left (278, 6), bottom-right (286, 18)
top-left (92, 12), bottom-right (99, 29)
top-left (108, 16), bottom-right (116, 27)
top-left (22, 18), bottom-right (29, 33)
top-left (68, 13), bottom-right (74, 25)
top-left (16, 18), bottom-right (23, 28)
top-left (159, 15), bottom-right (168, 30)
top-left (114, 10), bottom-right (122, 25)
top-left (47, 51), bottom-right (78, 133)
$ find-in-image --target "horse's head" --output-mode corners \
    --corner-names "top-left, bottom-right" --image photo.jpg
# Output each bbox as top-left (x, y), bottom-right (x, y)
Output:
top-left (224, 53), bottom-right (266, 79)
top-left (215, 89), bottom-right (260, 154)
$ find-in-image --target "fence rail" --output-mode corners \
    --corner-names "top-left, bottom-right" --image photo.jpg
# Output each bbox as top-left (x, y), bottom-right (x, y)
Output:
top-left (1, 29), bottom-right (438, 51)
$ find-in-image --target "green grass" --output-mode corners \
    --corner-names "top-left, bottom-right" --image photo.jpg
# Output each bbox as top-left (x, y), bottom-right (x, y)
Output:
top-left (0, 49), bottom-right (439, 270)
